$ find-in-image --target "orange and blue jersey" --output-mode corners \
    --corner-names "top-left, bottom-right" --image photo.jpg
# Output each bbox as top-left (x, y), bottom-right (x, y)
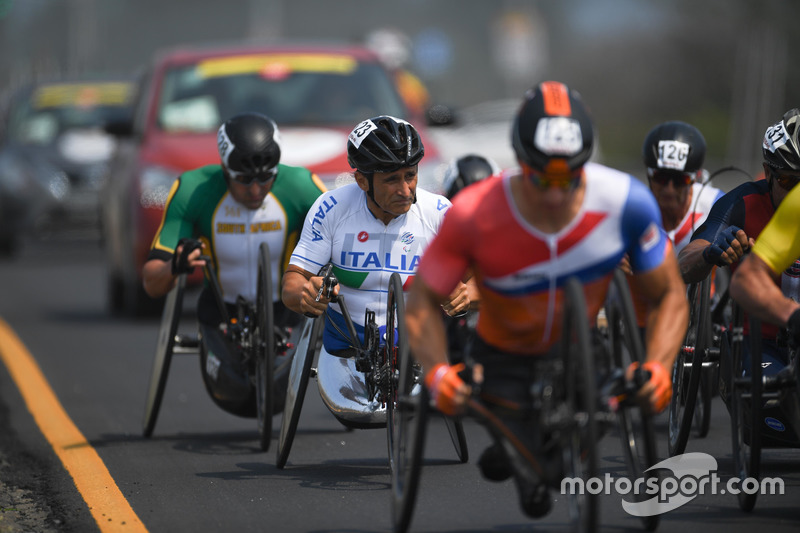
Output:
top-left (417, 162), bottom-right (669, 355)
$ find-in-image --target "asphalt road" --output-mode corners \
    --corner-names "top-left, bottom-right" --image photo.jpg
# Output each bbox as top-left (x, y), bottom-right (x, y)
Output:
top-left (0, 232), bottom-right (799, 533)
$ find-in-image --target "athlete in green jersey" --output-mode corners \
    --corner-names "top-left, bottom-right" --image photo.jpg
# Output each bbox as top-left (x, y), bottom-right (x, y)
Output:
top-left (143, 113), bottom-right (325, 415)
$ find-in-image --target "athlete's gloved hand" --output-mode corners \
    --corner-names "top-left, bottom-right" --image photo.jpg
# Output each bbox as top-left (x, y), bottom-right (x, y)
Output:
top-left (171, 238), bottom-right (203, 275)
top-left (425, 363), bottom-right (467, 416)
top-left (787, 308), bottom-right (800, 350)
top-left (702, 225), bottom-right (747, 267)
top-left (627, 360), bottom-right (671, 414)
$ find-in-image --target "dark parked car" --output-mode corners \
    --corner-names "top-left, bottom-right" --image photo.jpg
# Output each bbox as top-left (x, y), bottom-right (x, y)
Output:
top-left (0, 79), bottom-right (134, 252)
top-left (100, 42), bottom-right (445, 316)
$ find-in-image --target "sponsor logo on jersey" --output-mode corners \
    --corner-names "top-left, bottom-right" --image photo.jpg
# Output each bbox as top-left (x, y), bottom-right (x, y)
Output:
top-left (640, 222), bottom-right (660, 253)
top-left (400, 231), bottom-right (414, 252)
top-left (358, 231), bottom-right (369, 242)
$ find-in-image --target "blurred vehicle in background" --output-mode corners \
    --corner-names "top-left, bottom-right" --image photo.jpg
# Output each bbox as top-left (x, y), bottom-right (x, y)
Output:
top-left (0, 79), bottom-right (134, 254)
top-left (100, 41), bottom-right (448, 316)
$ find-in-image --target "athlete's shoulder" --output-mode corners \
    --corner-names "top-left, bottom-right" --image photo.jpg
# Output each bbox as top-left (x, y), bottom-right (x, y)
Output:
top-left (728, 178), bottom-right (769, 198)
top-left (179, 164), bottom-right (223, 185)
top-left (172, 165), bottom-right (227, 203)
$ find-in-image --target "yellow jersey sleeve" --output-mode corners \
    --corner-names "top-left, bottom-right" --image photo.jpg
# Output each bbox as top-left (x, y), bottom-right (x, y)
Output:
top-left (753, 183), bottom-right (800, 273)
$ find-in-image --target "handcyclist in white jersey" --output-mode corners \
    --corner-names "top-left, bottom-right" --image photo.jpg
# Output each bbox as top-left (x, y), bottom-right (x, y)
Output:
top-left (281, 115), bottom-right (470, 425)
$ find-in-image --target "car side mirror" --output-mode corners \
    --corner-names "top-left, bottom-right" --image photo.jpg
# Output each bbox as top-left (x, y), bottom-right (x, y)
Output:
top-left (104, 118), bottom-right (134, 137)
top-left (425, 104), bottom-right (457, 127)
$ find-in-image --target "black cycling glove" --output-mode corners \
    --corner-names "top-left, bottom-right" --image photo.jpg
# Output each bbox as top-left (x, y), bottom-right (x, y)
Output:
top-left (787, 308), bottom-right (800, 350)
top-left (702, 225), bottom-right (743, 266)
top-left (171, 238), bottom-right (203, 275)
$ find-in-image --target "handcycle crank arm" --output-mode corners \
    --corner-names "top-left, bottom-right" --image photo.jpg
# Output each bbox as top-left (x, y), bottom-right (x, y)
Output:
top-left (334, 295), bottom-right (364, 352)
top-left (465, 398), bottom-right (544, 478)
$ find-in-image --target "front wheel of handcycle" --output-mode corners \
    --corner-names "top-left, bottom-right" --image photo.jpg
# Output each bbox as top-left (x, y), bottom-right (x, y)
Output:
top-left (276, 316), bottom-right (324, 469)
top-left (389, 286), bottom-right (428, 533)
top-left (143, 273), bottom-right (186, 437)
top-left (560, 277), bottom-right (599, 533)
top-left (729, 307), bottom-right (762, 512)
top-left (255, 243), bottom-right (276, 452)
top-left (605, 270), bottom-right (659, 531)
top-left (668, 276), bottom-right (711, 456)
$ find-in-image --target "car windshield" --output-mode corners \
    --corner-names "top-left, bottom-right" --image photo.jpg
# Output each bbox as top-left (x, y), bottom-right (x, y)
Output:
top-left (7, 82), bottom-right (133, 145)
top-left (157, 53), bottom-right (408, 133)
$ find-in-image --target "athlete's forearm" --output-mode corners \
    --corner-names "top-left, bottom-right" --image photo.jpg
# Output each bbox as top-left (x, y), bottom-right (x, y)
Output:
top-left (730, 253), bottom-right (800, 327)
top-left (406, 281), bottom-right (450, 373)
top-left (142, 259), bottom-right (177, 299)
top-left (638, 256), bottom-right (688, 371)
top-left (677, 239), bottom-right (713, 284)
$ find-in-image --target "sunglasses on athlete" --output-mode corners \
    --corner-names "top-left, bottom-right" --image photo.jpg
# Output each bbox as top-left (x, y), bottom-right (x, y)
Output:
top-left (646, 168), bottom-right (695, 188)
top-left (227, 166), bottom-right (278, 185)
top-left (522, 163), bottom-right (583, 191)
top-left (770, 168), bottom-right (800, 192)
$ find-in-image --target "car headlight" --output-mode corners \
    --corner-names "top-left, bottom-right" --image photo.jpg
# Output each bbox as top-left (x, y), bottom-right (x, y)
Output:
top-left (140, 165), bottom-right (180, 209)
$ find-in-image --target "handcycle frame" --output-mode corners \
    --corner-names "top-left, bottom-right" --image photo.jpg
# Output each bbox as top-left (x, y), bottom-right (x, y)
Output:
top-left (275, 269), bottom-right (467, 470)
top-left (142, 242), bottom-right (289, 452)
top-left (390, 270), bottom-right (660, 533)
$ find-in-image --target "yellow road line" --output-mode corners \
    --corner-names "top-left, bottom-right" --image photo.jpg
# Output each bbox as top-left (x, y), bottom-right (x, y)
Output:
top-left (0, 318), bottom-right (147, 532)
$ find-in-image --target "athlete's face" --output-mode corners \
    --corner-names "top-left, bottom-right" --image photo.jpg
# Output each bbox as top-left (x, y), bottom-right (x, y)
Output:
top-left (357, 166), bottom-right (418, 221)
top-left (766, 163), bottom-right (800, 207)
top-left (225, 166), bottom-right (276, 210)
top-left (647, 169), bottom-right (694, 216)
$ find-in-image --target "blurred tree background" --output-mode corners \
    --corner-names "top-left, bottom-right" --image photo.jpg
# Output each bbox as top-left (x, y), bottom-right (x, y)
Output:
top-left (1, 0), bottom-right (797, 178)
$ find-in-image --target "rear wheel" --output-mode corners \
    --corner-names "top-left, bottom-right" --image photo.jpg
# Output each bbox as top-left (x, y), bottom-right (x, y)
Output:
top-left (143, 274), bottom-right (186, 437)
top-left (561, 278), bottom-right (598, 533)
top-left (256, 243), bottom-right (276, 452)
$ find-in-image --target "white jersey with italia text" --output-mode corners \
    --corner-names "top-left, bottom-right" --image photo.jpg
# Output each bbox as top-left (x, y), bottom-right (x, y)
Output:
top-left (289, 182), bottom-right (451, 351)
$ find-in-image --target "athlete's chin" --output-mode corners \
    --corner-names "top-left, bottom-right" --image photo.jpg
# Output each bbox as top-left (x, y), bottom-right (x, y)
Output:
top-left (245, 199), bottom-right (265, 210)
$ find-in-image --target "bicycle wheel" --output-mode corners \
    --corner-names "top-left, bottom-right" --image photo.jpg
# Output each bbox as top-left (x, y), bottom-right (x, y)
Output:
top-left (729, 307), bottom-right (761, 512)
top-left (390, 292), bottom-right (428, 533)
top-left (143, 273), bottom-right (186, 437)
top-left (386, 272), bottom-right (405, 472)
top-left (668, 276), bottom-right (710, 456)
top-left (443, 417), bottom-right (469, 463)
top-left (255, 243), bottom-right (276, 452)
top-left (276, 316), bottom-right (324, 469)
top-left (606, 271), bottom-right (659, 531)
top-left (561, 278), bottom-right (598, 533)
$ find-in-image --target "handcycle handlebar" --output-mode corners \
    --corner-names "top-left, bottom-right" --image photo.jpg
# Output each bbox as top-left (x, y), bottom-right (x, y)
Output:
top-left (304, 263), bottom-right (340, 318)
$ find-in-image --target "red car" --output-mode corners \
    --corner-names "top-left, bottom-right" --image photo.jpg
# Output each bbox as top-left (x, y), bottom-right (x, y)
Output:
top-left (100, 43), bottom-right (444, 316)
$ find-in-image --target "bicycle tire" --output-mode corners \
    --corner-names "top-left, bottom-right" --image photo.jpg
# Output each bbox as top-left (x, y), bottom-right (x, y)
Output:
top-left (256, 243), bottom-right (276, 452)
top-left (143, 274), bottom-right (186, 437)
top-left (668, 277), bottom-right (710, 456)
top-left (390, 275), bottom-right (427, 533)
top-left (443, 417), bottom-right (469, 463)
top-left (386, 272), bottom-right (405, 472)
top-left (561, 278), bottom-right (599, 533)
top-left (276, 316), bottom-right (323, 469)
top-left (607, 270), bottom-right (659, 531)
top-left (729, 307), bottom-right (761, 512)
